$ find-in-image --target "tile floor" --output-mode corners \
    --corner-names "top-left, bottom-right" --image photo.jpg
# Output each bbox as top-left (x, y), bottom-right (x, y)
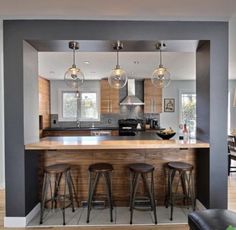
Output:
top-left (28, 206), bottom-right (192, 227)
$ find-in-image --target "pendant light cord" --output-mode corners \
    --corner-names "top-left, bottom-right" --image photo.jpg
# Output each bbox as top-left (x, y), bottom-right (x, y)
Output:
top-left (159, 48), bottom-right (162, 66)
top-left (116, 48), bottom-right (119, 67)
top-left (73, 43), bottom-right (76, 67)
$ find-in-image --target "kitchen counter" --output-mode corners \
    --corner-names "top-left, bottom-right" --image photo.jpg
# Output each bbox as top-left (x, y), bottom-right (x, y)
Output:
top-left (25, 135), bottom-right (209, 207)
top-left (25, 135), bottom-right (209, 150)
top-left (44, 126), bottom-right (119, 131)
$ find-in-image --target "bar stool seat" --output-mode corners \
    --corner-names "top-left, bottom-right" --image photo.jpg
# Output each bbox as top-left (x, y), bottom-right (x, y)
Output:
top-left (128, 163), bottom-right (154, 173)
top-left (40, 163), bottom-right (76, 225)
top-left (45, 163), bottom-right (71, 173)
top-left (89, 163), bottom-right (113, 172)
top-left (128, 163), bottom-right (157, 225)
top-left (168, 162), bottom-right (193, 171)
top-left (165, 161), bottom-right (195, 221)
top-left (86, 163), bottom-right (113, 223)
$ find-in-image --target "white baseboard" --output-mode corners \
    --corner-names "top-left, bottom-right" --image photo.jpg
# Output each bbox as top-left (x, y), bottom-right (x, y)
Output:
top-left (4, 203), bottom-right (40, 227)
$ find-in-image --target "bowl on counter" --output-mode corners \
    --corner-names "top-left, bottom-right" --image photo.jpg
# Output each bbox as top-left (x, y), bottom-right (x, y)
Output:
top-left (156, 131), bottom-right (176, 140)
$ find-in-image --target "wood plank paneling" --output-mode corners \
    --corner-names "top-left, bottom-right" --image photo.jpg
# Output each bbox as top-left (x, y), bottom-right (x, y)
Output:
top-left (100, 79), bottom-right (119, 114)
top-left (39, 76), bottom-right (50, 137)
top-left (39, 148), bottom-right (197, 207)
top-left (144, 79), bottom-right (162, 113)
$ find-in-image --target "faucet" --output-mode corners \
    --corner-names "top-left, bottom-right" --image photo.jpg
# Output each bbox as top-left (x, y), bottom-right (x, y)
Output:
top-left (92, 122), bottom-right (95, 128)
top-left (77, 120), bottom-right (80, 128)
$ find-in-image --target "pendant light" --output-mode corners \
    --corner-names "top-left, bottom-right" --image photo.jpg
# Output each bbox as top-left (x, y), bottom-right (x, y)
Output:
top-left (108, 41), bottom-right (128, 89)
top-left (151, 42), bottom-right (171, 88)
top-left (64, 41), bottom-right (84, 89)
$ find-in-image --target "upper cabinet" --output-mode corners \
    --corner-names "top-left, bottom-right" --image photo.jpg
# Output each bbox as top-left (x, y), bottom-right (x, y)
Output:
top-left (144, 79), bottom-right (162, 113)
top-left (100, 79), bottom-right (120, 114)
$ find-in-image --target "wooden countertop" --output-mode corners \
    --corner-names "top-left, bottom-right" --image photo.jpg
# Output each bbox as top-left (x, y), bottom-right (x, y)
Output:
top-left (25, 136), bottom-right (209, 150)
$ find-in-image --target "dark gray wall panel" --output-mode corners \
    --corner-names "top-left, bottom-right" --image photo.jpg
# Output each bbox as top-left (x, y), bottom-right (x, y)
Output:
top-left (196, 41), bottom-right (210, 141)
top-left (3, 20), bottom-right (228, 216)
top-left (25, 151), bottom-right (40, 214)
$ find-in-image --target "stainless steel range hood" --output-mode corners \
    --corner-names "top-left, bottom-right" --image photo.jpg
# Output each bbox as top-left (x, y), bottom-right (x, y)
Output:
top-left (120, 79), bottom-right (144, 105)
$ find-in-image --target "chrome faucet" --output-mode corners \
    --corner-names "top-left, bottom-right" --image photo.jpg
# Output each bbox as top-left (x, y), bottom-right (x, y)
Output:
top-left (77, 120), bottom-right (80, 128)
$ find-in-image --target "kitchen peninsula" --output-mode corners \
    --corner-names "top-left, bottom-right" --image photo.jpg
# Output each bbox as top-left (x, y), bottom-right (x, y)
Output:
top-left (25, 136), bottom-right (209, 206)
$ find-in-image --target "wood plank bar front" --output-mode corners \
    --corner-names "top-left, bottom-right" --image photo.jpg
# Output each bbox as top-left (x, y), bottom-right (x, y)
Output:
top-left (29, 136), bottom-right (209, 206)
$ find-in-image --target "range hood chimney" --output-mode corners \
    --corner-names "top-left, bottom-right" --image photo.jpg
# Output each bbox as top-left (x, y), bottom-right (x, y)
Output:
top-left (120, 79), bottom-right (144, 105)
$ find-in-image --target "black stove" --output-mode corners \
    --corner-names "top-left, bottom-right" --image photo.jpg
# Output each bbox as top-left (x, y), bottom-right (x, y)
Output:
top-left (118, 119), bottom-right (143, 136)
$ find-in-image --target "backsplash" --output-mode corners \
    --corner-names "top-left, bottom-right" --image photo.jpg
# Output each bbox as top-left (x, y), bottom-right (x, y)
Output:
top-left (50, 79), bottom-right (160, 128)
top-left (51, 112), bottom-right (160, 128)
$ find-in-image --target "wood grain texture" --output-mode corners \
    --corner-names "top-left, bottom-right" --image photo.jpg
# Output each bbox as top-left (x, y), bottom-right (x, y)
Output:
top-left (25, 136), bottom-right (210, 150)
top-left (38, 148), bottom-right (197, 206)
top-left (39, 76), bottom-right (50, 137)
top-left (43, 130), bottom-right (119, 137)
top-left (100, 79), bottom-right (119, 114)
top-left (144, 79), bottom-right (162, 113)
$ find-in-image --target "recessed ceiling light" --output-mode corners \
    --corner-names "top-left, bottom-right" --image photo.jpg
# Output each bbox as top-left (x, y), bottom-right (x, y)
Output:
top-left (133, 61), bottom-right (140, 64)
top-left (84, 61), bottom-right (90, 65)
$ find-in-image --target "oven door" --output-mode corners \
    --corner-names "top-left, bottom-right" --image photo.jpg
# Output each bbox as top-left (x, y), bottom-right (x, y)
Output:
top-left (119, 130), bottom-right (136, 136)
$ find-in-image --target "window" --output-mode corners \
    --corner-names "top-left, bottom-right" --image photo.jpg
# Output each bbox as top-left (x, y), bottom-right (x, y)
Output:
top-left (61, 91), bottom-right (99, 121)
top-left (180, 91), bottom-right (196, 138)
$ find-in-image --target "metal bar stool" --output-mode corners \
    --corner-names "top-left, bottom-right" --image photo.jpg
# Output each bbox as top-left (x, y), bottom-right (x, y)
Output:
top-left (40, 163), bottom-right (76, 225)
top-left (86, 163), bottom-right (113, 223)
top-left (128, 163), bottom-right (157, 225)
top-left (165, 161), bottom-right (195, 221)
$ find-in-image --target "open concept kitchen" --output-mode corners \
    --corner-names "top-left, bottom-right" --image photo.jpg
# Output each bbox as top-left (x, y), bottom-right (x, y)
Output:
top-left (2, 20), bottom-right (234, 229)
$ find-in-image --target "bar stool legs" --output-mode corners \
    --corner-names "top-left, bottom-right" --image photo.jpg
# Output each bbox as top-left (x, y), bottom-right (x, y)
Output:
top-left (165, 162), bottom-right (195, 221)
top-left (86, 163), bottom-right (113, 223)
top-left (40, 165), bottom-right (76, 225)
top-left (129, 163), bottom-right (157, 225)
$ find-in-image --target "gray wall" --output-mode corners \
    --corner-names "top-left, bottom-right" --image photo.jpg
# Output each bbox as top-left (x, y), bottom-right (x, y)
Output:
top-left (229, 80), bottom-right (236, 130)
top-left (3, 20), bottom-right (228, 217)
top-left (23, 41), bottom-right (39, 144)
top-left (160, 80), bottom-right (196, 132)
top-left (0, 20), bottom-right (4, 189)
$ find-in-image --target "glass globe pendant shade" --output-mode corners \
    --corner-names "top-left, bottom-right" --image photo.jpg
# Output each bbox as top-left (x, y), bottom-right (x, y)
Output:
top-left (64, 41), bottom-right (84, 89)
top-left (151, 42), bottom-right (171, 88)
top-left (108, 41), bottom-right (128, 89)
top-left (151, 65), bottom-right (171, 88)
top-left (64, 64), bottom-right (84, 89)
top-left (108, 65), bottom-right (127, 89)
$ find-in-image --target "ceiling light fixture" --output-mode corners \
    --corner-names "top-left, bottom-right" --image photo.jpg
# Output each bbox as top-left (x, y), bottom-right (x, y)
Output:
top-left (108, 40), bottom-right (128, 89)
top-left (64, 41), bottom-right (84, 89)
top-left (151, 42), bottom-right (171, 88)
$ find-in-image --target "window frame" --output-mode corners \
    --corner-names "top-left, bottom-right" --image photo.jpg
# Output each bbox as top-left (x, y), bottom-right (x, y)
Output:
top-left (58, 88), bottom-right (100, 122)
top-left (179, 89), bottom-right (196, 138)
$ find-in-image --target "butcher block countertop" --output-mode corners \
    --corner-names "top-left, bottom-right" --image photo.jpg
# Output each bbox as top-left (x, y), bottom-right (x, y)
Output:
top-left (25, 135), bottom-right (209, 150)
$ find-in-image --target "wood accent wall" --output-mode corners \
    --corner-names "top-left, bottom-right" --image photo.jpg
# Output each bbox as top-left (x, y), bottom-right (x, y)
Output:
top-left (100, 79), bottom-right (120, 114)
top-left (144, 79), bottom-right (162, 113)
top-left (39, 76), bottom-right (50, 136)
top-left (39, 148), bottom-right (197, 207)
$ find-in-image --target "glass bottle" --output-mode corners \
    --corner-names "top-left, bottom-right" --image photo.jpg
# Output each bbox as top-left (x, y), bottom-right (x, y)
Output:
top-left (183, 124), bottom-right (189, 141)
top-left (179, 124), bottom-right (184, 140)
